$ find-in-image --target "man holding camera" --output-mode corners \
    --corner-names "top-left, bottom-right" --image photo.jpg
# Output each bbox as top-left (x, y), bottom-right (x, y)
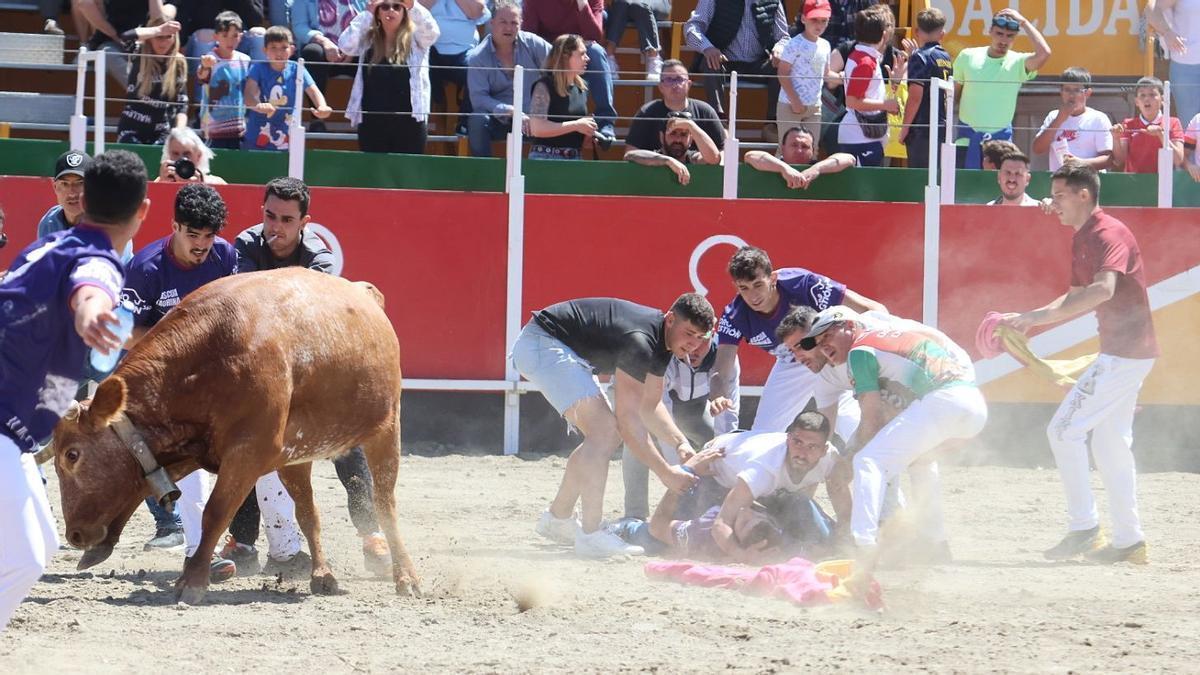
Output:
top-left (625, 59), bottom-right (727, 166)
top-left (155, 128), bottom-right (229, 185)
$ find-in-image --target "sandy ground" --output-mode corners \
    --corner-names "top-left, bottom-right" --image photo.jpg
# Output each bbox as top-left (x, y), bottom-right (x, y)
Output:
top-left (2, 452), bottom-right (1199, 674)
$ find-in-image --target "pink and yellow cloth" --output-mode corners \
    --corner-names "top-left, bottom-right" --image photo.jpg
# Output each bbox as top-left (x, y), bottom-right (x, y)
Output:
top-left (975, 312), bottom-right (1097, 389)
top-left (644, 558), bottom-right (883, 610)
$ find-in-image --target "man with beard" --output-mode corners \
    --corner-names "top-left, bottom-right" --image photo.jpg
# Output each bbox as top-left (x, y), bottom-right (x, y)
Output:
top-left (626, 60), bottom-right (726, 161)
top-left (624, 110), bottom-right (721, 185)
top-left (987, 151), bottom-right (1040, 206)
top-left (744, 126), bottom-right (856, 190)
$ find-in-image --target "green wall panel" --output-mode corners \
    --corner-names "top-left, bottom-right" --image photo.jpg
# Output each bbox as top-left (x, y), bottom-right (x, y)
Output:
top-left (738, 165), bottom-right (927, 201)
top-left (523, 158), bottom-right (723, 197)
top-left (303, 149), bottom-right (505, 192)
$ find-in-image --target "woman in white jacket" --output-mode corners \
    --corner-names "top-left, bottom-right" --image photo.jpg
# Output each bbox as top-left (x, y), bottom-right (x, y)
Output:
top-left (339, 0), bottom-right (440, 154)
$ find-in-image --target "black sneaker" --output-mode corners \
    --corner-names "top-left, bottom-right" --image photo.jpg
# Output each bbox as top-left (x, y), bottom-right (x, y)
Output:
top-left (144, 527), bottom-right (185, 551)
top-left (1085, 541), bottom-right (1148, 565)
top-left (1043, 526), bottom-right (1103, 560)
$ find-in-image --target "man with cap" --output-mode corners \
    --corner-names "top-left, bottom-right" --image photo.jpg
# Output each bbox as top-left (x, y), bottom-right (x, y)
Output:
top-left (803, 305), bottom-right (987, 578)
top-left (38, 151), bottom-right (93, 238)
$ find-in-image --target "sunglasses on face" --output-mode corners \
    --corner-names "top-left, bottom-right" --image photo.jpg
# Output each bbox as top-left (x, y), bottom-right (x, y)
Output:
top-left (377, 2), bottom-right (406, 11)
top-left (991, 16), bottom-right (1020, 32)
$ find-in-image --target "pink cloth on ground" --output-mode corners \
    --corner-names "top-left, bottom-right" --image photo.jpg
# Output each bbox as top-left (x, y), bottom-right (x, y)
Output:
top-left (644, 558), bottom-right (840, 607)
top-left (975, 311), bottom-right (1006, 359)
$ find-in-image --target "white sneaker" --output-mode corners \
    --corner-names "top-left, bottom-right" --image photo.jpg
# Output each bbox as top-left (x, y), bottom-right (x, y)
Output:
top-left (535, 509), bottom-right (580, 545)
top-left (575, 528), bottom-right (645, 559)
top-left (645, 53), bottom-right (663, 81)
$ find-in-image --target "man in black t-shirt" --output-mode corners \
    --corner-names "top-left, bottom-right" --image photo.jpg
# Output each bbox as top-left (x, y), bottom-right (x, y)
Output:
top-left (511, 294), bottom-right (716, 558)
top-left (624, 110), bottom-right (721, 185)
top-left (625, 60), bottom-right (726, 161)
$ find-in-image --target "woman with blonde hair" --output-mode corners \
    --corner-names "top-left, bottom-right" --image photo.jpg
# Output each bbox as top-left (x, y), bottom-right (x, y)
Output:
top-left (116, 12), bottom-right (189, 144)
top-left (339, 0), bottom-right (440, 154)
top-left (527, 34), bottom-right (596, 160)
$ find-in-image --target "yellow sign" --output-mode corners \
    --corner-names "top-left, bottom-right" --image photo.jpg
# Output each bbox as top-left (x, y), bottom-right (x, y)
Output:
top-left (930, 0), bottom-right (1147, 77)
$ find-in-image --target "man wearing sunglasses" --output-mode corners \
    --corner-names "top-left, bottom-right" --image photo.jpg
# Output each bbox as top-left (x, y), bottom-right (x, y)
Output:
top-left (952, 8), bottom-right (1051, 169)
top-left (625, 59), bottom-right (727, 165)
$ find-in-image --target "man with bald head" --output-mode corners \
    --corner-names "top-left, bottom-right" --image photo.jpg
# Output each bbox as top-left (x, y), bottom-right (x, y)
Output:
top-left (744, 127), bottom-right (856, 189)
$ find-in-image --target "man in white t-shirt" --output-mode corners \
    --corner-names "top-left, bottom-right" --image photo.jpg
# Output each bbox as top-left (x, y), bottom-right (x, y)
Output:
top-left (986, 151), bottom-right (1041, 206)
top-left (1182, 111), bottom-right (1200, 181)
top-left (1031, 67), bottom-right (1113, 172)
top-left (698, 412), bottom-right (850, 562)
top-left (776, 0), bottom-right (835, 142)
top-left (1148, 0), bottom-right (1200, 126)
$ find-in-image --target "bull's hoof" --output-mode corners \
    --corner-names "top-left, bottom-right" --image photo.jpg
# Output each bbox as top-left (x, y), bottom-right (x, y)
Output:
top-left (310, 572), bottom-right (339, 596)
top-left (395, 577), bottom-right (422, 599)
top-left (77, 544), bottom-right (115, 570)
top-left (175, 584), bottom-right (207, 605)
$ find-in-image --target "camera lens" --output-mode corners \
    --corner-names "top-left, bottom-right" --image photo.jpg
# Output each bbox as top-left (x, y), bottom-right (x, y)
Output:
top-left (173, 157), bottom-right (196, 180)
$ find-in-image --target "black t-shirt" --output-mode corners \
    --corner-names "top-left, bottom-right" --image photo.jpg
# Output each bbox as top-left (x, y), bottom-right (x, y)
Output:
top-left (362, 49), bottom-right (412, 115)
top-left (907, 42), bottom-right (952, 130)
top-left (626, 98), bottom-right (726, 152)
top-left (115, 46), bottom-right (189, 145)
top-left (532, 298), bottom-right (671, 382)
top-left (234, 224), bottom-right (335, 273)
top-left (105, 0), bottom-right (151, 35)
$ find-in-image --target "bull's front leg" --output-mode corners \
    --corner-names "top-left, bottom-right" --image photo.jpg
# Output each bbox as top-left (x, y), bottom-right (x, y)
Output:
top-left (277, 463), bottom-right (339, 595)
top-left (176, 470), bottom-right (260, 605)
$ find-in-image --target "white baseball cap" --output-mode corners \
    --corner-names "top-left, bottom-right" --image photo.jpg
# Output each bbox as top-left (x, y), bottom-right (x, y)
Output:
top-left (799, 305), bottom-right (862, 349)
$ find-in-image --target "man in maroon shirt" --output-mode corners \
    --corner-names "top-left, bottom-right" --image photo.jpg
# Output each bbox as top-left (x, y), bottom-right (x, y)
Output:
top-left (522, 0), bottom-right (617, 146)
top-left (1002, 161), bottom-right (1158, 565)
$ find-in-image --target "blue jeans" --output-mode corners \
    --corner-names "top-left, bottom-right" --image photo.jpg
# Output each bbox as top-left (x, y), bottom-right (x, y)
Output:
top-left (467, 114), bottom-right (511, 157)
top-left (581, 42), bottom-right (616, 134)
top-left (145, 496), bottom-right (182, 531)
top-left (1170, 60), bottom-right (1200, 127)
top-left (268, 0), bottom-right (291, 28)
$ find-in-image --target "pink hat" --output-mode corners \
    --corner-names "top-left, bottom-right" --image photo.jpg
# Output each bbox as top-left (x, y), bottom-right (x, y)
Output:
top-left (975, 312), bottom-right (1005, 359)
top-left (803, 0), bottom-right (832, 20)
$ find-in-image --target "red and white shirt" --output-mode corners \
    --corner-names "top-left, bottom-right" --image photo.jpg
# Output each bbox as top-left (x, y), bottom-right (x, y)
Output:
top-left (1120, 113), bottom-right (1183, 174)
top-left (838, 44), bottom-right (884, 146)
top-left (1071, 209), bottom-right (1159, 359)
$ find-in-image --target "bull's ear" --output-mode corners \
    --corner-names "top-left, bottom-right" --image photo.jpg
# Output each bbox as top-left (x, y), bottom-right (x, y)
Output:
top-left (85, 376), bottom-right (128, 430)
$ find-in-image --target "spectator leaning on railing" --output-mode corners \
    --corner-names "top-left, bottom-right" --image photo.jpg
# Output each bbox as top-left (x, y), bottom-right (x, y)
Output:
top-left (155, 127), bottom-right (229, 184)
top-left (1031, 67), bottom-right (1113, 173)
top-left (604, 0), bottom-right (669, 80)
top-left (339, 0), bottom-right (441, 154)
top-left (428, 0), bottom-right (490, 137)
top-left (195, 11), bottom-right (253, 149)
top-left (116, 13), bottom-right (191, 144)
top-left (987, 151), bottom-right (1038, 206)
top-left (684, 0), bottom-right (787, 140)
top-left (465, 0), bottom-right (551, 157)
top-left (625, 59), bottom-right (726, 162)
top-left (526, 34), bottom-right (597, 160)
top-left (521, 0), bottom-right (617, 150)
top-left (1110, 76), bottom-right (1184, 174)
top-left (243, 26), bottom-right (333, 151)
top-left (744, 126), bottom-right (855, 189)
top-left (624, 110), bottom-right (720, 185)
top-left (953, 9), bottom-right (1050, 169)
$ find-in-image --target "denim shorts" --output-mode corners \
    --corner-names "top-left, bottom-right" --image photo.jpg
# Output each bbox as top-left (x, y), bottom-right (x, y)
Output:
top-left (510, 322), bottom-right (608, 416)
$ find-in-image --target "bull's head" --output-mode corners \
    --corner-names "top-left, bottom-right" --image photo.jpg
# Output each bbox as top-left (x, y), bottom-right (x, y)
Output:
top-left (50, 376), bottom-right (146, 558)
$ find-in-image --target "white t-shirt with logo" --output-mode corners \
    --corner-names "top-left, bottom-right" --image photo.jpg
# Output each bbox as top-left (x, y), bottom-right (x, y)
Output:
top-left (705, 430), bottom-right (839, 498)
top-left (1037, 107), bottom-right (1114, 171)
top-left (778, 34), bottom-right (831, 108)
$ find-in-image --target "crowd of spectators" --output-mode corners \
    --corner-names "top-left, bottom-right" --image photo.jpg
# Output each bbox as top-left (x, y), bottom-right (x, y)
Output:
top-left (12, 0), bottom-right (1200, 183)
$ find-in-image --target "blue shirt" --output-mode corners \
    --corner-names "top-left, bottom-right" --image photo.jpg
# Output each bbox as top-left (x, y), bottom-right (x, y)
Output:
top-left (243, 61), bottom-right (316, 152)
top-left (907, 41), bottom-right (952, 129)
top-left (431, 0), bottom-right (489, 55)
top-left (466, 31), bottom-right (551, 115)
top-left (716, 267), bottom-right (846, 361)
top-left (123, 234), bottom-right (238, 329)
top-left (0, 226), bottom-right (124, 451)
top-left (37, 205), bottom-right (135, 263)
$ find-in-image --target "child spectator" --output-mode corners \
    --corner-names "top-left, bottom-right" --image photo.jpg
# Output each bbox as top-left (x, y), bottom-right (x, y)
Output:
top-left (243, 26), bottom-right (333, 151)
top-left (898, 7), bottom-right (951, 169)
top-left (196, 11), bottom-right (252, 150)
top-left (116, 14), bottom-right (189, 144)
top-left (526, 34), bottom-right (597, 160)
top-left (1110, 76), bottom-right (1185, 174)
top-left (777, 0), bottom-right (835, 143)
top-left (1032, 67), bottom-right (1113, 172)
top-left (604, 0), bottom-right (669, 80)
top-left (837, 4), bottom-right (898, 167)
top-left (979, 138), bottom-right (1020, 170)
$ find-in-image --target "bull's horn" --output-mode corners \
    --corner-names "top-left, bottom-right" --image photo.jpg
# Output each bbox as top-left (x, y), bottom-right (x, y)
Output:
top-left (63, 400), bottom-right (84, 421)
top-left (33, 441), bottom-right (56, 465)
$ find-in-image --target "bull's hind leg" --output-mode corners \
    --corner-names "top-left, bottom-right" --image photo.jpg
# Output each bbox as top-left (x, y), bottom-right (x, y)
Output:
top-left (361, 417), bottom-right (421, 597)
top-left (277, 462), bottom-right (339, 595)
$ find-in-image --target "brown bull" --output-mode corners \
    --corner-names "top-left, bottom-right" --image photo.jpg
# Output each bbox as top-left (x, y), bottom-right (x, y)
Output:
top-left (49, 268), bottom-right (419, 604)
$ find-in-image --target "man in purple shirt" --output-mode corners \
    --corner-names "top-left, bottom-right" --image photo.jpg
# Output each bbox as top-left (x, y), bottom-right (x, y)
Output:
top-left (0, 150), bottom-right (148, 632)
top-left (709, 245), bottom-right (885, 436)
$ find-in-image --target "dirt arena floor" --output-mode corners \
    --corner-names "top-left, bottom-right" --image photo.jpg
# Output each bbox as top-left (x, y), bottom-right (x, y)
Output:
top-left (3, 451), bottom-right (1198, 673)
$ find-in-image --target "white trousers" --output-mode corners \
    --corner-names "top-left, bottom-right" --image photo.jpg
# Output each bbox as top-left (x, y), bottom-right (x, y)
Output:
top-left (0, 438), bottom-right (58, 632)
top-left (179, 470), bottom-right (210, 559)
top-left (256, 471), bottom-right (303, 560)
top-left (851, 387), bottom-right (988, 547)
top-left (752, 358), bottom-right (862, 442)
top-left (1047, 354), bottom-right (1154, 548)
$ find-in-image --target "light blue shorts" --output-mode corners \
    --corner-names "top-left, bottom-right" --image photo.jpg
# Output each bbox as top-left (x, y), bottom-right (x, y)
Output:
top-left (510, 322), bottom-right (609, 416)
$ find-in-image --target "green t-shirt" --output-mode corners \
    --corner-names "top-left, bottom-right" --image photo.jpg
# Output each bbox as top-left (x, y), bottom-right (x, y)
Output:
top-left (953, 47), bottom-right (1036, 144)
